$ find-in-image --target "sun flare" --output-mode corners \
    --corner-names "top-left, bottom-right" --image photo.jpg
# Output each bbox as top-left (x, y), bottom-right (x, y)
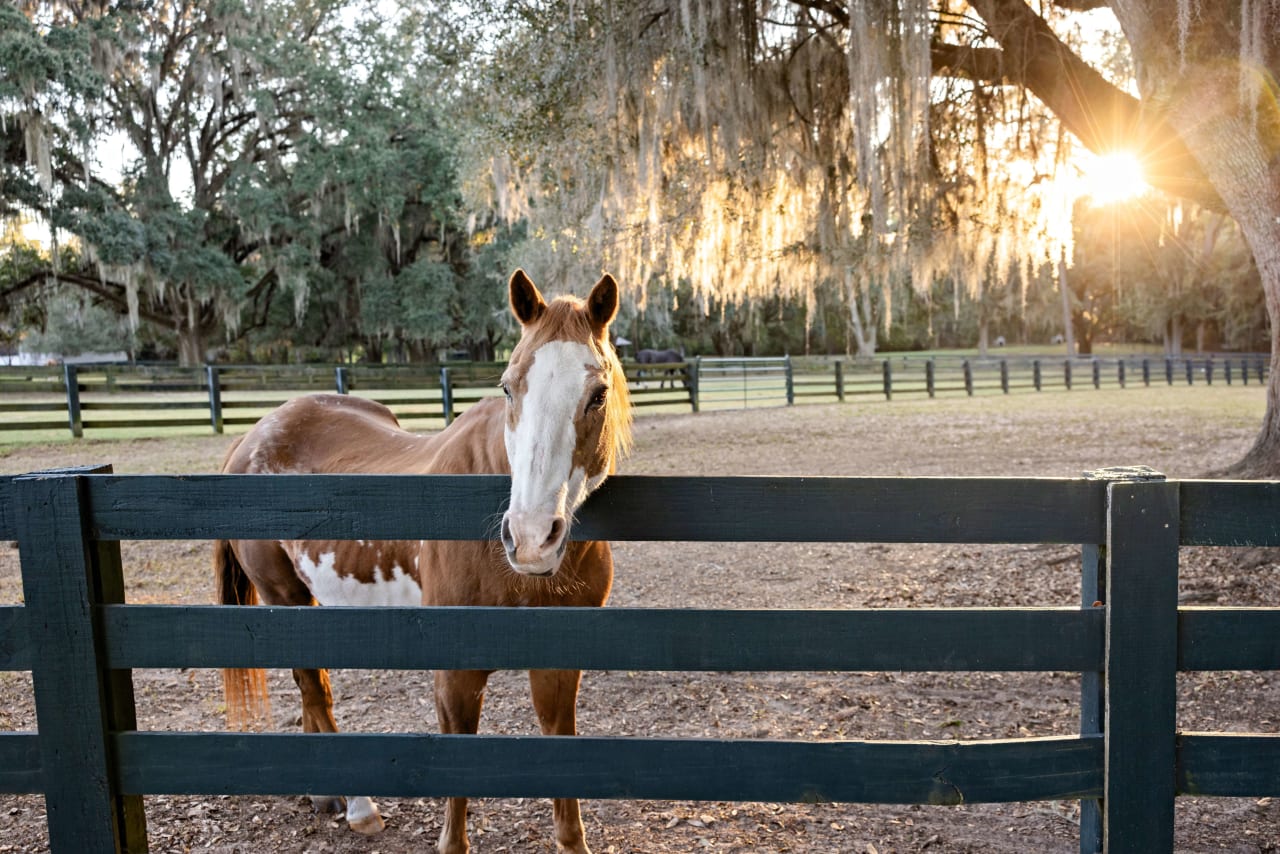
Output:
top-left (1079, 151), bottom-right (1149, 205)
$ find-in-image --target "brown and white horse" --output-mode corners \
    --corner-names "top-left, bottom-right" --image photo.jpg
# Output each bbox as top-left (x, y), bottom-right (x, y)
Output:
top-left (214, 270), bottom-right (632, 854)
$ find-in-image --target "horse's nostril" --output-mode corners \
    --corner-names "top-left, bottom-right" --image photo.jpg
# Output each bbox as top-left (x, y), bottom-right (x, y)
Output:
top-left (500, 517), bottom-right (514, 552)
top-left (544, 517), bottom-right (565, 548)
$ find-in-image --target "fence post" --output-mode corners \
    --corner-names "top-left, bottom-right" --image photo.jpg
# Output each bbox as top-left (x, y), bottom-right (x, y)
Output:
top-left (1091, 358), bottom-right (1101, 389)
top-left (1142, 358), bottom-right (1151, 386)
top-left (335, 366), bottom-right (350, 394)
top-left (882, 359), bottom-right (892, 400)
top-left (689, 357), bottom-right (701, 413)
top-left (64, 363), bottom-right (83, 438)
top-left (441, 366), bottom-right (454, 426)
top-left (1033, 359), bottom-right (1041, 392)
top-left (999, 359), bottom-right (1009, 394)
top-left (1185, 359), bottom-right (1194, 385)
top-left (925, 359), bottom-right (935, 398)
top-left (1064, 359), bottom-right (1073, 391)
top-left (1101, 469), bottom-right (1178, 853)
top-left (206, 365), bottom-right (223, 434)
top-left (1224, 359), bottom-right (1233, 385)
top-left (1078, 471), bottom-right (1108, 854)
top-left (1165, 358), bottom-right (1174, 385)
top-left (16, 469), bottom-right (148, 853)
top-left (962, 359), bottom-right (974, 396)
top-left (784, 356), bottom-right (794, 406)
top-left (1205, 359), bottom-right (1214, 385)
top-left (1117, 360), bottom-right (1126, 389)
top-left (834, 361), bottom-right (844, 402)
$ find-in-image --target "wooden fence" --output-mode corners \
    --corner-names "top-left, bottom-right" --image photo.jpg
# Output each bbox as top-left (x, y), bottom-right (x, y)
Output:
top-left (0, 353), bottom-right (1268, 437)
top-left (2, 466), bottom-right (1279, 852)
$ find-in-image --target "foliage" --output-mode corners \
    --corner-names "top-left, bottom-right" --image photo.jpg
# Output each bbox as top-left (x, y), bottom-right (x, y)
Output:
top-left (18, 284), bottom-right (133, 355)
top-left (1, 0), bottom-right (497, 365)
top-left (1072, 197), bottom-right (1265, 354)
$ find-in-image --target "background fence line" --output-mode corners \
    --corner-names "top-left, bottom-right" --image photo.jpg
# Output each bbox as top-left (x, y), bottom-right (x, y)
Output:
top-left (0, 353), bottom-right (1269, 438)
top-left (1, 469), bottom-right (1279, 852)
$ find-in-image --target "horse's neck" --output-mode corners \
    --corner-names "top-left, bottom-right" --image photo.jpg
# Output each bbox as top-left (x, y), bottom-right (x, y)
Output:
top-left (417, 397), bottom-right (510, 475)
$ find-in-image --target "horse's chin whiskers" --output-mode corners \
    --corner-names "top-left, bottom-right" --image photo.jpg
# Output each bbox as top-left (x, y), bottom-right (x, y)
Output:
top-left (483, 511), bottom-right (506, 543)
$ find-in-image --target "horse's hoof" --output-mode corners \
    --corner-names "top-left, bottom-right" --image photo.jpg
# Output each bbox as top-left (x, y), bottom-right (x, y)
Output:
top-left (348, 812), bottom-right (386, 835)
top-left (346, 796), bottom-right (385, 834)
top-left (309, 795), bottom-right (345, 815)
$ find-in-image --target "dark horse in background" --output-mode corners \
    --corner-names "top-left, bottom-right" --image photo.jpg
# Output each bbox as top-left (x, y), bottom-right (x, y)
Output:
top-left (215, 270), bottom-right (632, 854)
top-left (635, 346), bottom-right (686, 389)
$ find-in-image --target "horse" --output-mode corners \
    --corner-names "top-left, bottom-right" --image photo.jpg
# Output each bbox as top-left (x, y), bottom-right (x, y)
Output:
top-left (214, 269), bottom-right (632, 854)
top-left (635, 346), bottom-right (685, 389)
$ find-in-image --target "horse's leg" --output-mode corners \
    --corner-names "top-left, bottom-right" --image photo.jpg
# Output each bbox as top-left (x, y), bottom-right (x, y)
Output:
top-left (529, 668), bottom-right (591, 854)
top-left (235, 540), bottom-right (384, 833)
top-left (434, 668), bottom-right (492, 854)
top-left (291, 666), bottom-right (384, 833)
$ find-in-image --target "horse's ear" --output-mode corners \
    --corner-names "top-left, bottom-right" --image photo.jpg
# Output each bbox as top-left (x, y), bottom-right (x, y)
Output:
top-left (586, 273), bottom-right (620, 335)
top-left (509, 269), bottom-right (546, 326)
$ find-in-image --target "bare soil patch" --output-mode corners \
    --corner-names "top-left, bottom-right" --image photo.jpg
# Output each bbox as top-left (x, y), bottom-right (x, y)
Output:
top-left (1, 386), bottom-right (1278, 853)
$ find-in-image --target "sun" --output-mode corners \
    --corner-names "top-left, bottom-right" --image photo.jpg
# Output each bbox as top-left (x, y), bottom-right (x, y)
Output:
top-left (1078, 150), bottom-right (1149, 205)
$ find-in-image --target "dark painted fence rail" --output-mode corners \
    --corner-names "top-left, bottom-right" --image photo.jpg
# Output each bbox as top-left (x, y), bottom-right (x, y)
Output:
top-left (2, 469), bottom-right (1279, 852)
top-left (0, 353), bottom-right (1268, 437)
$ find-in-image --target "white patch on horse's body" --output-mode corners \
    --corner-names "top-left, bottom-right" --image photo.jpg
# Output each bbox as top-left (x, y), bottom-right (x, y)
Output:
top-left (295, 550), bottom-right (422, 606)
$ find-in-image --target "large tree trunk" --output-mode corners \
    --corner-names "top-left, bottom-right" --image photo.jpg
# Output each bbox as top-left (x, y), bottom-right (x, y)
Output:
top-left (1108, 1), bottom-right (1280, 476)
top-left (846, 274), bottom-right (878, 357)
top-left (176, 326), bottom-right (207, 368)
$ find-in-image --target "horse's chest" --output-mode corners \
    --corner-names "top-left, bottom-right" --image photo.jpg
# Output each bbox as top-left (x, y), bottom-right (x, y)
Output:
top-left (286, 540), bottom-right (424, 607)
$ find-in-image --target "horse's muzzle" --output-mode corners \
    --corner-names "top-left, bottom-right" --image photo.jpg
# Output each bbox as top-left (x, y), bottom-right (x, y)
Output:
top-left (500, 511), bottom-right (568, 575)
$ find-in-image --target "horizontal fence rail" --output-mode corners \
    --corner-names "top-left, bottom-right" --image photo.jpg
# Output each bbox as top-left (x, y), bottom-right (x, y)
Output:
top-left (81, 474), bottom-right (1107, 543)
top-left (1, 470), bottom-right (1279, 853)
top-left (0, 353), bottom-right (1268, 437)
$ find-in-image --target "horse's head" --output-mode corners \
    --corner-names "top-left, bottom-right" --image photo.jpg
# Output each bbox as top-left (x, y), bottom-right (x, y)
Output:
top-left (498, 269), bottom-right (632, 576)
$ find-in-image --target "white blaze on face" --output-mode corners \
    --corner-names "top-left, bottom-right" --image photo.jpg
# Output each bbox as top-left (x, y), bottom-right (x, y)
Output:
top-left (506, 339), bottom-right (598, 521)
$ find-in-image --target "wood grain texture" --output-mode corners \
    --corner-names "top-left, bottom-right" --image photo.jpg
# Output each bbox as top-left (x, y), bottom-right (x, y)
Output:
top-left (1179, 608), bottom-right (1280, 670)
top-left (1177, 733), bottom-right (1280, 797)
top-left (0, 732), bottom-right (42, 793)
top-left (85, 474), bottom-right (1106, 543)
top-left (0, 475), bottom-right (14, 538)
top-left (1103, 480), bottom-right (1179, 852)
top-left (1079, 544), bottom-right (1104, 854)
top-left (102, 605), bottom-right (1104, 672)
top-left (0, 606), bottom-right (30, 670)
top-left (17, 474), bottom-right (122, 854)
top-left (1181, 480), bottom-right (1280, 546)
top-left (113, 731), bottom-right (1103, 804)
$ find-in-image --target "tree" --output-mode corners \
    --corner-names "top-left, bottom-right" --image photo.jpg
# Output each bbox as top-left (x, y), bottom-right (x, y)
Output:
top-left (1, 1), bottom-right (475, 365)
top-left (477, 0), bottom-right (1280, 474)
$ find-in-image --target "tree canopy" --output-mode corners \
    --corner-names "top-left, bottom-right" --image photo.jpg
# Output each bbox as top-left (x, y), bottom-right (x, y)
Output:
top-left (5, 0), bottom-right (1280, 477)
top-left (469, 0), bottom-right (1280, 472)
top-left (1, 0), bottom-right (506, 364)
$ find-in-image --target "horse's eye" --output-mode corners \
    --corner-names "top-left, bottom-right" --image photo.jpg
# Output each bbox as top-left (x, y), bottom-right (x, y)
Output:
top-left (586, 387), bottom-right (608, 412)
top-left (500, 382), bottom-right (512, 401)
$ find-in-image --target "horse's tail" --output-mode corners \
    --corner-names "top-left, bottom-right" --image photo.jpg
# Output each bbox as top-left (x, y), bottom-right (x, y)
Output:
top-left (214, 538), bottom-right (270, 731)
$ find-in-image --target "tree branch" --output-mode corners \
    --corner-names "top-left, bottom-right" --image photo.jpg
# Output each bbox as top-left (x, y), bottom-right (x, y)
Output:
top-left (950, 0), bottom-right (1225, 210)
top-left (2, 270), bottom-right (174, 328)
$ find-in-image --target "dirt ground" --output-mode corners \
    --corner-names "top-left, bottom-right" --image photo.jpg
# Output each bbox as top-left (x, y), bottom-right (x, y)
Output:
top-left (1, 386), bottom-right (1279, 853)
